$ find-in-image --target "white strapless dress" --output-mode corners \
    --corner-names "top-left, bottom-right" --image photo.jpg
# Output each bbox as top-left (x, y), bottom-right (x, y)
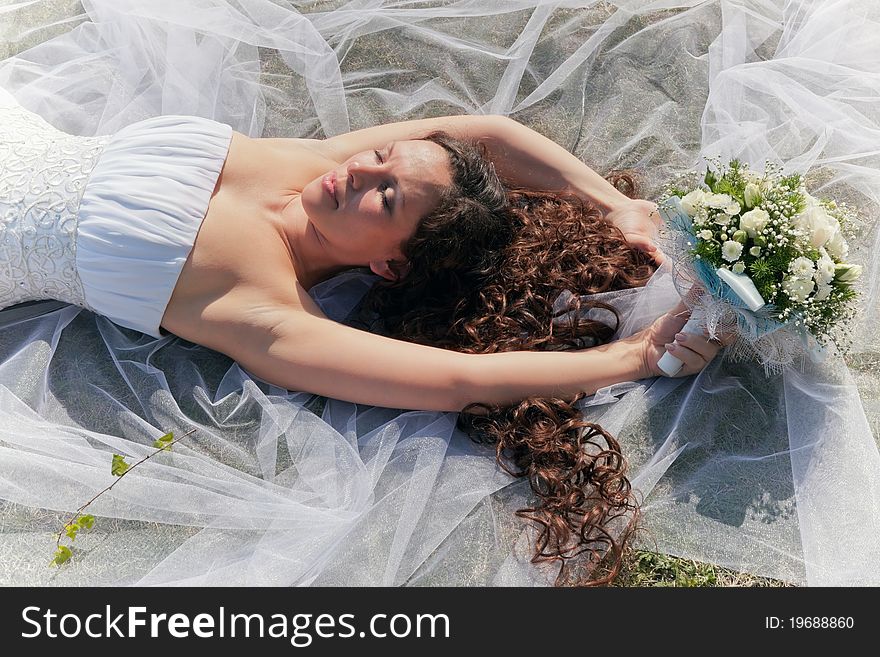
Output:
top-left (0, 88), bottom-right (232, 337)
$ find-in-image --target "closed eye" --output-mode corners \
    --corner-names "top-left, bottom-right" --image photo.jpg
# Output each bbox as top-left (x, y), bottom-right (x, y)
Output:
top-left (374, 150), bottom-right (392, 213)
top-left (379, 183), bottom-right (391, 212)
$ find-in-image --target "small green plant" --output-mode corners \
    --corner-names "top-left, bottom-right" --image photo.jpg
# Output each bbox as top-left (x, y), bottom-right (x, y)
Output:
top-left (50, 428), bottom-right (195, 567)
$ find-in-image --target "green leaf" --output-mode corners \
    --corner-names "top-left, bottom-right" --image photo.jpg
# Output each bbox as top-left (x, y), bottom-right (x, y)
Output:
top-left (714, 179), bottom-right (734, 196)
top-left (77, 514), bottom-right (95, 530)
top-left (704, 168), bottom-right (717, 190)
top-left (111, 454), bottom-right (130, 477)
top-left (780, 173), bottom-right (802, 190)
top-left (64, 522), bottom-right (80, 541)
top-left (152, 431), bottom-right (174, 451)
top-left (51, 545), bottom-right (73, 567)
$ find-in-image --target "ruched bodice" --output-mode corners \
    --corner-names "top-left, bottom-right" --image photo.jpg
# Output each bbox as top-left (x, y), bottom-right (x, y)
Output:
top-left (0, 88), bottom-right (232, 337)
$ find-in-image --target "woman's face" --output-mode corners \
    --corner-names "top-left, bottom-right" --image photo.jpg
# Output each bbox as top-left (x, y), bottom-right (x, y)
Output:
top-left (301, 139), bottom-right (452, 279)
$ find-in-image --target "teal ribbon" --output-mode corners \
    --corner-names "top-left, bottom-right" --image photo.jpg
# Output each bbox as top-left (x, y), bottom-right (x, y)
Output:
top-left (658, 196), bottom-right (805, 342)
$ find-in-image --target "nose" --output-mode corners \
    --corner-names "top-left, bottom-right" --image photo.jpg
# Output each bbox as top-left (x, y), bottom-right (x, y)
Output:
top-left (346, 160), bottom-right (383, 190)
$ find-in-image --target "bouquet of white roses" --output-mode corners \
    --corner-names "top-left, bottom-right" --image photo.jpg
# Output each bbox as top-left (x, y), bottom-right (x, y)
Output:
top-left (656, 158), bottom-right (862, 376)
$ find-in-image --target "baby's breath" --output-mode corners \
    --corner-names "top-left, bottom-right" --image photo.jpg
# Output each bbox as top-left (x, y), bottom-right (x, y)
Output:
top-left (665, 158), bottom-right (862, 355)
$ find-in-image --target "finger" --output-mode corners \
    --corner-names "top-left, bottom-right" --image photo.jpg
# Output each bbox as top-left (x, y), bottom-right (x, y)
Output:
top-left (626, 237), bottom-right (666, 265)
top-left (673, 331), bottom-right (721, 364)
top-left (651, 300), bottom-right (692, 338)
top-left (663, 341), bottom-right (706, 374)
top-left (650, 247), bottom-right (667, 266)
top-left (653, 305), bottom-right (691, 338)
top-left (622, 234), bottom-right (652, 249)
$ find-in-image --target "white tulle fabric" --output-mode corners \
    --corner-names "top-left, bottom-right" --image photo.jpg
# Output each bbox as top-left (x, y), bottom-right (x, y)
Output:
top-left (0, 0), bottom-right (878, 587)
top-left (78, 115), bottom-right (232, 337)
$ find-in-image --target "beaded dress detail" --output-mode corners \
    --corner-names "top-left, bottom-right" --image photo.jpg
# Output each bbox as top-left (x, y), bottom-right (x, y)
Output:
top-left (0, 94), bottom-right (110, 309)
top-left (0, 90), bottom-right (232, 337)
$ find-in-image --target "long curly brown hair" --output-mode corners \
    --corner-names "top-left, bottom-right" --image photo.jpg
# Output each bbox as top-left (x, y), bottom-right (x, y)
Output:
top-left (357, 131), bottom-right (657, 585)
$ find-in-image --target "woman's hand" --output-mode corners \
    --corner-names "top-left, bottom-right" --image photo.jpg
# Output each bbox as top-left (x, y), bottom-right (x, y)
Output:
top-left (604, 199), bottom-right (666, 265)
top-left (634, 301), bottom-right (731, 378)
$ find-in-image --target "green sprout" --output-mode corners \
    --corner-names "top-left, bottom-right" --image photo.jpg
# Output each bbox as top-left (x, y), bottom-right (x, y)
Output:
top-left (51, 428), bottom-right (196, 567)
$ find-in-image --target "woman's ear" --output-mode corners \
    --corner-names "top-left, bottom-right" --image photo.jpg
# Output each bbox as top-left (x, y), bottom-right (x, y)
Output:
top-left (369, 259), bottom-right (411, 281)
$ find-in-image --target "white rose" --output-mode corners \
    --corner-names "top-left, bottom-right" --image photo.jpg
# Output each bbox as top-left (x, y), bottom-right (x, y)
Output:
top-left (698, 229), bottom-right (714, 241)
top-left (813, 282), bottom-right (832, 302)
top-left (744, 183), bottom-right (761, 209)
top-left (713, 212), bottom-right (732, 226)
top-left (749, 246), bottom-right (762, 257)
top-left (835, 263), bottom-right (863, 282)
top-left (814, 254), bottom-right (836, 285)
top-left (783, 276), bottom-right (815, 303)
top-left (794, 204), bottom-right (838, 248)
top-left (825, 230), bottom-right (849, 260)
top-left (788, 256), bottom-right (816, 280)
top-left (812, 212), bottom-right (838, 248)
top-left (732, 262), bottom-right (746, 274)
top-left (705, 193), bottom-right (733, 209)
top-left (722, 240), bottom-right (744, 262)
top-left (680, 189), bottom-right (708, 217)
top-left (738, 208), bottom-right (770, 238)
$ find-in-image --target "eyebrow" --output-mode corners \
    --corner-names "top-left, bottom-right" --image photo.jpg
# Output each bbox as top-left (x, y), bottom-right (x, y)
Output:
top-left (388, 141), bottom-right (404, 213)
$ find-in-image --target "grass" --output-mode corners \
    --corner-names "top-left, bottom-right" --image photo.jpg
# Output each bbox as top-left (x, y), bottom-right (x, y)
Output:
top-left (614, 548), bottom-right (791, 587)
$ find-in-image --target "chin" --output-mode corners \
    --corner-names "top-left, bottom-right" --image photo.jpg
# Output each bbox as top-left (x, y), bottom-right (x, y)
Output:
top-left (300, 183), bottom-right (325, 218)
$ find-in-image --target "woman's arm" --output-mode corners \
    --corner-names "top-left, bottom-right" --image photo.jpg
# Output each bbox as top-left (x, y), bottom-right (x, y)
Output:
top-left (319, 114), bottom-right (633, 211)
top-left (319, 115), bottom-right (664, 262)
top-left (193, 289), bottom-right (650, 412)
top-left (229, 312), bottom-right (648, 412)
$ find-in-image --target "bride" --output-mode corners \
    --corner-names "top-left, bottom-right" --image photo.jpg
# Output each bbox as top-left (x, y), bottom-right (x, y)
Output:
top-left (0, 0), bottom-right (878, 586)
top-left (159, 116), bottom-right (723, 408)
top-left (3, 85), bottom-right (728, 582)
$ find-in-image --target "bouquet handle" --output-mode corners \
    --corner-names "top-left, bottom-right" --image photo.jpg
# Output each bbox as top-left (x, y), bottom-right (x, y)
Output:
top-left (657, 316), bottom-right (704, 376)
top-left (656, 267), bottom-right (765, 376)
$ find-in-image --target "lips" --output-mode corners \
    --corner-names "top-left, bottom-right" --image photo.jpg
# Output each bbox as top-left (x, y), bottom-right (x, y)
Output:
top-left (322, 171), bottom-right (338, 208)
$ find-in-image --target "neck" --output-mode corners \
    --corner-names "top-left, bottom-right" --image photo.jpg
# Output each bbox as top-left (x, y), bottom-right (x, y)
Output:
top-left (282, 195), bottom-right (354, 290)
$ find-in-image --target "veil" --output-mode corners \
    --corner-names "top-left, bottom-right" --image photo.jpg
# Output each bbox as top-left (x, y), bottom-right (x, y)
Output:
top-left (0, 0), bottom-right (878, 586)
